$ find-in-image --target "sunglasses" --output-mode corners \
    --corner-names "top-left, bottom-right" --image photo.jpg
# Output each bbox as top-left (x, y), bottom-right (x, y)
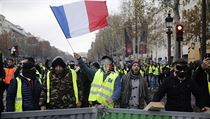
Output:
top-left (176, 65), bottom-right (188, 71)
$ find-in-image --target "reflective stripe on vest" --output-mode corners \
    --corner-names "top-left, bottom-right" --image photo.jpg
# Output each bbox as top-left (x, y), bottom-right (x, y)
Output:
top-left (15, 77), bottom-right (23, 112)
top-left (5, 68), bottom-right (16, 84)
top-left (70, 69), bottom-right (79, 104)
top-left (46, 70), bottom-right (78, 104)
top-left (46, 71), bottom-right (50, 103)
top-left (36, 70), bottom-right (42, 85)
top-left (40, 65), bottom-right (46, 71)
top-left (88, 69), bottom-right (118, 108)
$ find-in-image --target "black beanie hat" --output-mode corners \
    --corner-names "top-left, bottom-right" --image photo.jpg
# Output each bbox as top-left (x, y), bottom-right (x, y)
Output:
top-left (51, 56), bottom-right (66, 68)
top-left (131, 61), bottom-right (140, 67)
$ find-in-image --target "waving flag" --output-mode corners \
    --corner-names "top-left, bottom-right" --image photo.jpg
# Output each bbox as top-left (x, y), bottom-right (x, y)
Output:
top-left (50, 0), bottom-right (108, 38)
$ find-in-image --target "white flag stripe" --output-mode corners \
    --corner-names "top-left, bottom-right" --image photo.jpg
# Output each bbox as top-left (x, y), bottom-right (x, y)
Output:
top-left (64, 1), bottom-right (90, 37)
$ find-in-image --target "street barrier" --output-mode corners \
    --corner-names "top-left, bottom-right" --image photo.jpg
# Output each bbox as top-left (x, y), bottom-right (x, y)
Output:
top-left (99, 108), bottom-right (210, 119)
top-left (2, 107), bottom-right (210, 119)
top-left (1, 108), bottom-right (97, 119)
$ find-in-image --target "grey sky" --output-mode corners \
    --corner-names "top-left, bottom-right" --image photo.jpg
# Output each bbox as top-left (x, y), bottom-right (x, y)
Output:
top-left (0, 0), bottom-right (121, 54)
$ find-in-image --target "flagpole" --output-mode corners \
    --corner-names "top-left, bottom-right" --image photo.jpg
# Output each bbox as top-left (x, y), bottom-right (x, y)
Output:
top-left (66, 39), bottom-right (75, 53)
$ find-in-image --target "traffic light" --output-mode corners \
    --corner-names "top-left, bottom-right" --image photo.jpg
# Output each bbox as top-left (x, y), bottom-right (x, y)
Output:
top-left (176, 24), bottom-right (183, 41)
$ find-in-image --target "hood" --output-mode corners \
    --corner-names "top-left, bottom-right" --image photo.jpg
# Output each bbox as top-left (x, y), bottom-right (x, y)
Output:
top-left (51, 56), bottom-right (66, 68)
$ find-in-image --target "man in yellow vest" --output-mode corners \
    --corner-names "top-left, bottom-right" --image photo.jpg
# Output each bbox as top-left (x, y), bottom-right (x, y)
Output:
top-left (6, 57), bottom-right (42, 112)
top-left (39, 56), bottom-right (82, 109)
top-left (74, 53), bottom-right (121, 108)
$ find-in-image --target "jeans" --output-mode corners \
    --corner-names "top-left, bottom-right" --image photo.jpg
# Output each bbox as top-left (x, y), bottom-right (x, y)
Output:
top-left (148, 75), bottom-right (154, 88)
top-left (153, 75), bottom-right (159, 88)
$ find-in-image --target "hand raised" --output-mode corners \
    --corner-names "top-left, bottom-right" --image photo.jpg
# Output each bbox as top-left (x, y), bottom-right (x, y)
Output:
top-left (74, 53), bottom-right (81, 60)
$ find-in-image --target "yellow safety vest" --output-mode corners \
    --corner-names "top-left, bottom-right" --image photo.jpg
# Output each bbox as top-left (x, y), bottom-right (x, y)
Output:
top-left (114, 66), bottom-right (117, 73)
top-left (148, 66), bottom-right (154, 74)
top-left (153, 67), bottom-right (159, 76)
top-left (40, 65), bottom-right (46, 71)
top-left (89, 69), bottom-right (118, 108)
top-left (159, 65), bottom-right (163, 74)
top-left (124, 69), bottom-right (127, 75)
top-left (46, 69), bottom-right (79, 104)
top-left (205, 71), bottom-right (210, 95)
top-left (140, 69), bottom-right (144, 77)
top-left (166, 65), bottom-right (173, 71)
top-left (35, 70), bottom-right (42, 85)
top-left (15, 77), bottom-right (23, 112)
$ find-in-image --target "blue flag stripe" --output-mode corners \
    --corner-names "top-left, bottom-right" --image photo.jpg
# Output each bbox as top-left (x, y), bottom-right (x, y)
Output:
top-left (50, 5), bottom-right (71, 38)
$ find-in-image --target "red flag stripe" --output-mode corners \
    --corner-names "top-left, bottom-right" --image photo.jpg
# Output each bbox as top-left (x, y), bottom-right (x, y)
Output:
top-left (85, 0), bottom-right (109, 32)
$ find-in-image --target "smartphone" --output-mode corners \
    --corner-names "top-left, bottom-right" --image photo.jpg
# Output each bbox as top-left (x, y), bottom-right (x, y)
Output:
top-left (205, 53), bottom-right (210, 59)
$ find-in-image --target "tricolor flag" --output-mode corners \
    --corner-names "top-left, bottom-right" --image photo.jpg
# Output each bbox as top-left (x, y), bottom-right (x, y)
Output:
top-left (50, 0), bottom-right (109, 38)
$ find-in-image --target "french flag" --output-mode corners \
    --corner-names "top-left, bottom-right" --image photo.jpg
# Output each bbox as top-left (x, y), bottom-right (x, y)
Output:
top-left (50, 0), bottom-right (108, 38)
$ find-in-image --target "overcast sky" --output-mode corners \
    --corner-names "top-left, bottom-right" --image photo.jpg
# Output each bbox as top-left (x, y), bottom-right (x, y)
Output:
top-left (0, 0), bottom-right (121, 54)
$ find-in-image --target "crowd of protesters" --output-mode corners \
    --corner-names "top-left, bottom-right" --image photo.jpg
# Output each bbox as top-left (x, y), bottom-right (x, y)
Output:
top-left (0, 51), bottom-right (210, 116)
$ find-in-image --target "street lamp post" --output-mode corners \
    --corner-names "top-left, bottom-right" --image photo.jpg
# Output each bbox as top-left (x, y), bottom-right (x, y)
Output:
top-left (166, 29), bottom-right (172, 64)
top-left (165, 13), bottom-right (173, 64)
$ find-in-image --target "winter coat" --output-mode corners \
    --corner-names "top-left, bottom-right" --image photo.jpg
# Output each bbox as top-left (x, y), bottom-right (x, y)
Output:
top-left (6, 75), bottom-right (42, 112)
top-left (39, 69), bottom-right (82, 109)
top-left (77, 69), bottom-right (91, 107)
top-left (192, 66), bottom-right (210, 107)
top-left (153, 73), bottom-right (205, 112)
top-left (0, 66), bottom-right (5, 112)
top-left (120, 71), bottom-right (151, 109)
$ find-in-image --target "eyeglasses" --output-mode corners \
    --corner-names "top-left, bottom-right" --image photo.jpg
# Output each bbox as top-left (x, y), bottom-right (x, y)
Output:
top-left (176, 65), bottom-right (188, 71)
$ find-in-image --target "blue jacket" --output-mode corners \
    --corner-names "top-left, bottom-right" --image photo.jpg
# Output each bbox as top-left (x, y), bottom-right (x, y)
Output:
top-left (6, 75), bottom-right (42, 112)
top-left (78, 58), bottom-right (121, 101)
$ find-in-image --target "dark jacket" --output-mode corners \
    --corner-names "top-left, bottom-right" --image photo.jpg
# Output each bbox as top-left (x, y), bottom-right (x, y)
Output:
top-left (153, 73), bottom-right (204, 112)
top-left (0, 64), bottom-right (5, 112)
top-left (77, 68), bottom-right (91, 107)
top-left (193, 66), bottom-right (210, 107)
top-left (120, 71), bottom-right (151, 109)
top-left (6, 75), bottom-right (42, 112)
